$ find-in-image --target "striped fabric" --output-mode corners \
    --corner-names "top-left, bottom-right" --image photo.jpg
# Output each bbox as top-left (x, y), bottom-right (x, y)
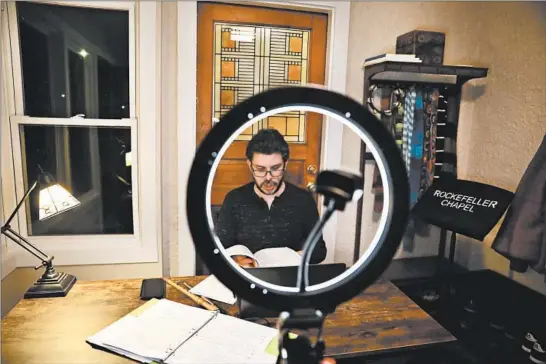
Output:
top-left (402, 88), bottom-right (425, 252)
top-left (402, 88), bottom-right (417, 173)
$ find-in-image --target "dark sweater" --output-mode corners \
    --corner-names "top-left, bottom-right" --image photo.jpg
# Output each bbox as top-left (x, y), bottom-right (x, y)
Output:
top-left (215, 182), bottom-right (327, 264)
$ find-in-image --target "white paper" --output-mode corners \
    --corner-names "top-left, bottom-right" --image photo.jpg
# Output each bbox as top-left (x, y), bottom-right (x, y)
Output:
top-left (89, 299), bottom-right (216, 362)
top-left (225, 244), bottom-right (255, 259)
top-left (189, 275), bottom-right (237, 305)
top-left (88, 299), bottom-right (278, 364)
top-left (254, 247), bottom-right (302, 268)
top-left (87, 316), bottom-right (154, 363)
top-left (165, 313), bottom-right (278, 364)
top-left (225, 245), bottom-right (302, 268)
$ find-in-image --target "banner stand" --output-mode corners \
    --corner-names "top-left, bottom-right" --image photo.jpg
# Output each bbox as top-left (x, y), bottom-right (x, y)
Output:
top-left (411, 178), bottom-right (514, 302)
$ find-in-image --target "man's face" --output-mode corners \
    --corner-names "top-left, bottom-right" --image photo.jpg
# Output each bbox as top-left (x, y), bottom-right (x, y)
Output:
top-left (248, 152), bottom-right (285, 195)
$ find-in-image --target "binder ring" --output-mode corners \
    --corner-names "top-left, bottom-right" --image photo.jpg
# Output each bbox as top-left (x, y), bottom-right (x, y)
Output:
top-left (186, 86), bottom-right (409, 311)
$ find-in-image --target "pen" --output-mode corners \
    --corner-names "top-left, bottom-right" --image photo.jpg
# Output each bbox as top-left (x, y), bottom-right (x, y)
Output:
top-left (163, 278), bottom-right (220, 312)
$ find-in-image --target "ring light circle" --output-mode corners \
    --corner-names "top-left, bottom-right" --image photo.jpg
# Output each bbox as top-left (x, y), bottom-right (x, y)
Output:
top-left (187, 86), bottom-right (409, 311)
top-left (208, 106), bottom-right (391, 292)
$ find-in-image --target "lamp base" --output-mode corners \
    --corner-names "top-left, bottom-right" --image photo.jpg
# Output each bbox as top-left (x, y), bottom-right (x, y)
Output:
top-left (24, 265), bottom-right (77, 299)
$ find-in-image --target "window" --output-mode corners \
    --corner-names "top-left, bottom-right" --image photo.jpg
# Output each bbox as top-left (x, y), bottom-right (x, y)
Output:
top-left (1, 1), bottom-right (159, 266)
top-left (212, 23), bottom-right (310, 142)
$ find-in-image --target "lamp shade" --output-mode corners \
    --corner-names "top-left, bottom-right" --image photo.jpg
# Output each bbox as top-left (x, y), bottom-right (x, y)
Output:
top-left (38, 184), bottom-right (81, 220)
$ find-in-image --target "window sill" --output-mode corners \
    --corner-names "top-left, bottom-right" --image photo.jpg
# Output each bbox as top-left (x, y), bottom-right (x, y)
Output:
top-left (13, 238), bottom-right (159, 267)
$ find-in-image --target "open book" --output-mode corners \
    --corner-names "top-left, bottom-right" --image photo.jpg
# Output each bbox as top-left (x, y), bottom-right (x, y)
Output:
top-left (189, 245), bottom-right (302, 304)
top-left (225, 245), bottom-right (302, 267)
top-left (87, 298), bottom-right (278, 363)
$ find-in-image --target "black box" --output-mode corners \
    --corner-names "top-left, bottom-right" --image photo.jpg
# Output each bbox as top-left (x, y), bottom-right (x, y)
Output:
top-left (396, 30), bottom-right (445, 65)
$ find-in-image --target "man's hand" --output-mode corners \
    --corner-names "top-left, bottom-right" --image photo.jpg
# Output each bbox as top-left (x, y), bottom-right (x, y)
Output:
top-left (232, 255), bottom-right (258, 268)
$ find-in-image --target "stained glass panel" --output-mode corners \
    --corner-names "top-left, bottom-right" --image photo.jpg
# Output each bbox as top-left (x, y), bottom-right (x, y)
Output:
top-left (213, 23), bottom-right (310, 143)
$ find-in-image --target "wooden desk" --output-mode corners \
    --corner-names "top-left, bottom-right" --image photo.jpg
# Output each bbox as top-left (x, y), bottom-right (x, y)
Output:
top-left (1, 276), bottom-right (455, 363)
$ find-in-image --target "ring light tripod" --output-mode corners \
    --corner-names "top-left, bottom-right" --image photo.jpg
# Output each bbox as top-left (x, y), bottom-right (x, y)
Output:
top-left (186, 86), bottom-right (409, 364)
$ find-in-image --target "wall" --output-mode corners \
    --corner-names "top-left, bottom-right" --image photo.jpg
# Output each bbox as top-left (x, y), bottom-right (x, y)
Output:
top-left (160, 1), bottom-right (180, 277)
top-left (338, 1), bottom-right (546, 293)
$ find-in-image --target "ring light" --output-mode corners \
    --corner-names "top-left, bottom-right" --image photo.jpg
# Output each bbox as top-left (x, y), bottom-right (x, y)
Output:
top-left (187, 86), bottom-right (409, 313)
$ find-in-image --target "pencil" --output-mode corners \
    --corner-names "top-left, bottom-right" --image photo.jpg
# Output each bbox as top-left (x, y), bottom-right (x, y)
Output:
top-left (163, 278), bottom-right (219, 312)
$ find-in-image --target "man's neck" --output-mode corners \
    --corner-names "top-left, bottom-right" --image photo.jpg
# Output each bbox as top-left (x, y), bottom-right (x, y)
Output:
top-left (254, 181), bottom-right (285, 208)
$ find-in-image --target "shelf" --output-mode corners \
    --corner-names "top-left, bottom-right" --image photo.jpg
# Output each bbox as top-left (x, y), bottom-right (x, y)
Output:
top-left (364, 61), bottom-right (488, 85)
top-left (354, 60), bottom-right (489, 267)
top-left (383, 256), bottom-right (467, 283)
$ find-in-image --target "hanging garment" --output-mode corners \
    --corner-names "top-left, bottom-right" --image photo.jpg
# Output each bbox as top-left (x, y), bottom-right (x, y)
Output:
top-left (423, 88), bottom-right (439, 190)
top-left (385, 91), bottom-right (405, 214)
top-left (371, 87), bottom-right (397, 214)
top-left (402, 88), bottom-right (417, 173)
top-left (400, 87), bottom-right (419, 252)
top-left (372, 87), bottom-right (406, 214)
top-left (409, 88), bottom-right (425, 208)
top-left (491, 133), bottom-right (546, 275)
top-left (394, 100), bottom-right (405, 151)
top-left (412, 87), bottom-right (441, 238)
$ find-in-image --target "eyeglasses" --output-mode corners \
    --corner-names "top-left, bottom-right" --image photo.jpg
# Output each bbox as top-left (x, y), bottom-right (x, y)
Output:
top-left (251, 164), bottom-right (285, 178)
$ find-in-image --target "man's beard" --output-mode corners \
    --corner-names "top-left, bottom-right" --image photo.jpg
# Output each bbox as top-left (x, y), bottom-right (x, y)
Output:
top-left (256, 177), bottom-right (283, 195)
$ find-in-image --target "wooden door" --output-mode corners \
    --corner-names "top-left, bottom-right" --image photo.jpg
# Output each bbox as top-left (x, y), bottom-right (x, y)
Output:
top-left (197, 3), bottom-right (328, 206)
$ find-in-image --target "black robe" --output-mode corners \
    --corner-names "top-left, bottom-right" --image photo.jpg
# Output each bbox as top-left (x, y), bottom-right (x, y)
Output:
top-left (492, 133), bottom-right (546, 276)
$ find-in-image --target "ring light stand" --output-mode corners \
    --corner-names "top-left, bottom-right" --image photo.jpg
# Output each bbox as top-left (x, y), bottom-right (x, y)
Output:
top-left (187, 86), bottom-right (410, 364)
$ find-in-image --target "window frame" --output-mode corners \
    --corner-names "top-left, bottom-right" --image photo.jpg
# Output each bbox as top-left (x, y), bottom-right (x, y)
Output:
top-left (1, 0), bottom-right (160, 266)
top-left (1, 32), bottom-right (19, 277)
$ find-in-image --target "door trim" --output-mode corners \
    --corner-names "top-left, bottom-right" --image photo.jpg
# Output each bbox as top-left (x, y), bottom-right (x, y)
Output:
top-left (177, 1), bottom-right (350, 275)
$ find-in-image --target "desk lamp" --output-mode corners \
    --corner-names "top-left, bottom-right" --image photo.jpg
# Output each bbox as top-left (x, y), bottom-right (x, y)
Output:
top-left (1, 168), bottom-right (79, 298)
top-left (187, 86), bottom-right (410, 364)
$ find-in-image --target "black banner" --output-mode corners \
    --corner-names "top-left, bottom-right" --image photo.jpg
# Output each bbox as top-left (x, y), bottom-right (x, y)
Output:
top-left (411, 178), bottom-right (514, 240)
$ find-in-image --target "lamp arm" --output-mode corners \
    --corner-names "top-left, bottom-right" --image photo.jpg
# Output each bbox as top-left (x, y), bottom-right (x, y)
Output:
top-left (296, 198), bottom-right (337, 293)
top-left (1, 227), bottom-right (51, 267)
top-left (4, 181), bottom-right (37, 228)
top-left (1, 180), bottom-right (52, 268)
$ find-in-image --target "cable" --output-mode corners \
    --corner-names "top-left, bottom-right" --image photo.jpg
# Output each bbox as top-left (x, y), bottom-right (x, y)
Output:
top-left (367, 84), bottom-right (405, 117)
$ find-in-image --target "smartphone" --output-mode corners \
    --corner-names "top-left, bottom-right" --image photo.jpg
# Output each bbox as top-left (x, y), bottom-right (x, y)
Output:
top-left (140, 278), bottom-right (166, 300)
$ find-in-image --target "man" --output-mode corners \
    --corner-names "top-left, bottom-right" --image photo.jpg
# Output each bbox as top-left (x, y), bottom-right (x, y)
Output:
top-left (215, 128), bottom-right (327, 267)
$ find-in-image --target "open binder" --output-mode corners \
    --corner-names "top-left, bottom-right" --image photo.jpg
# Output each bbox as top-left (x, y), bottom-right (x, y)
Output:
top-left (86, 298), bottom-right (279, 363)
